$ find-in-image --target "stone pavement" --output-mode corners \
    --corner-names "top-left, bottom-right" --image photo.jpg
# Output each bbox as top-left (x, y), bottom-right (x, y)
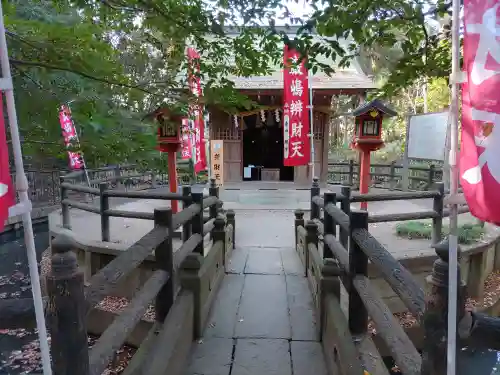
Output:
top-left (184, 211), bottom-right (328, 375)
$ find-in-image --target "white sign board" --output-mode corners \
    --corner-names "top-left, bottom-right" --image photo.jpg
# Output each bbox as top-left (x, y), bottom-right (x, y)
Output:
top-left (407, 111), bottom-right (449, 161)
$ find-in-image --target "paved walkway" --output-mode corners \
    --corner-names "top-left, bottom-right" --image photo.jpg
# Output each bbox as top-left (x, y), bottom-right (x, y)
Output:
top-left (184, 211), bottom-right (327, 375)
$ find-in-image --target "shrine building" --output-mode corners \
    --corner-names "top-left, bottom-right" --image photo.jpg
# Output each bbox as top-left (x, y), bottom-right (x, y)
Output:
top-left (207, 26), bottom-right (376, 185)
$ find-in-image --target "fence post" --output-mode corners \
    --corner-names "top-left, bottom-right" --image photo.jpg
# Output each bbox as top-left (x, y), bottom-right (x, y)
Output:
top-left (114, 165), bottom-right (122, 189)
top-left (421, 239), bottom-right (465, 375)
top-left (339, 186), bottom-right (351, 248)
top-left (310, 177), bottom-right (320, 220)
top-left (348, 160), bottom-right (354, 186)
top-left (192, 191), bottom-right (204, 255)
top-left (47, 235), bottom-right (89, 375)
top-left (432, 182), bottom-right (444, 245)
top-left (100, 182), bottom-right (110, 242)
top-left (427, 164), bottom-right (436, 190)
top-left (305, 220), bottom-right (318, 277)
top-left (182, 186), bottom-right (192, 242)
top-left (294, 210), bottom-right (305, 254)
top-left (389, 161), bottom-right (396, 190)
top-left (348, 210), bottom-right (369, 336)
top-left (209, 178), bottom-right (219, 220)
top-left (323, 192), bottom-right (336, 259)
top-left (60, 176), bottom-right (71, 229)
top-left (212, 216), bottom-right (227, 265)
top-left (226, 209), bottom-right (236, 249)
top-left (154, 208), bottom-right (175, 323)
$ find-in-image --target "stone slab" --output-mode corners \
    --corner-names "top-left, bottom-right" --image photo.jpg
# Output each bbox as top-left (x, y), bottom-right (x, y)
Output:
top-left (244, 248), bottom-right (283, 275)
top-left (204, 274), bottom-right (245, 338)
top-left (227, 248), bottom-right (248, 274)
top-left (232, 339), bottom-right (292, 375)
top-left (290, 341), bottom-right (328, 375)
top-left (281, 249), bottom-right (304, 275)
top-left (184, 337), bottom-right (233, 375)
top-left (235, 275), bottom-right (291, 339)
top-left (286, 275), bottom-right (318, 341)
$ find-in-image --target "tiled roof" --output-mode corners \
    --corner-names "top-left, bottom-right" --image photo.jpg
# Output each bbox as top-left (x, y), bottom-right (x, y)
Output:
top-left (230, 70), bottom-right (376, 90)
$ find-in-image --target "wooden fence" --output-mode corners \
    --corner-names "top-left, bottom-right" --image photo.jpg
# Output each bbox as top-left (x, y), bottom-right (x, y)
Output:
top-left (0, 179), bottom-right (236, 375)
top-left (295, 179), bottom-right (499, 375)
top-left (328, 161), bottom-right (443, 191)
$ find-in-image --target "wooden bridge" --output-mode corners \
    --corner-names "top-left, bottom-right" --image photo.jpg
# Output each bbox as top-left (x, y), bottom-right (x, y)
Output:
top-left (1, 175), bottom-right (500, 375)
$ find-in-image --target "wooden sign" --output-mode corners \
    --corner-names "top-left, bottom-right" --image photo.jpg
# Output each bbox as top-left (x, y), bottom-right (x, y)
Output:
top-left (210, 140), bottom-right (224, 186)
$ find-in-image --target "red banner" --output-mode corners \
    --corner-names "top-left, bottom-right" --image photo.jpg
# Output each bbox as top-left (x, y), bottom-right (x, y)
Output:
top-left (187, 48), bottom-right (207, 173)
top-left (181, 118), bottom-right (192, 159)
top-left (461, 1), bottom-right (500, 224)
top-left (283, 46), bottom-right (310, 167)
top-left (59, 105), bottom-right (84, 170)
top-left (0, 94), bottom-right (15, 230)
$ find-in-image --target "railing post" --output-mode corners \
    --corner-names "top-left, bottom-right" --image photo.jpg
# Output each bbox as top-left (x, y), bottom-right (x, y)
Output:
top-left (323, 192), bottom-right (336, 259)
top-left (192, 191), bottom-right (204, 255)
top-left (182, 186), bottom-right (192, 243)
top-left (348, 159), bottom-right (354, 186)
top-left (60, 176), bottom-right (71, 229)
top-left (100, 182), bottom-right (110, 242)
top-left (339, 186), bottom-right (351, 248)
top-left (421, 239), bottom-right (465, 375)
top-left (114, 165), bottom-right (122, 189)
top-left (209, 178), bottom-right (219, 220)
top-left (432, 182), bottom-right (444, 245)
top-left (212, 216), bottom-right (227, 265)
top-left (226, 209), bottom-right (236, 249)
top-left (310, 177), bottom-right (320, 220)
top-left (348, 210), bottom-right (369, 336)
top-left (305, 220), bottom-right (318, 277)
top-left (389, 161), bottom-right (396, 190)
top-left (47, 235), bottom-right (89, 375)
top-left (154, 208), bottom-right (175, 323)
top-left (427, 164), bottom-right (436, 190)
top-left (294, 210), bottom-right (305, 254)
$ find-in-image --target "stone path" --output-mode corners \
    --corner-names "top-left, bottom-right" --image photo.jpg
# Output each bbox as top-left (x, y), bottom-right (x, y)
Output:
top-left (184, 211), bottom-right (328, 375)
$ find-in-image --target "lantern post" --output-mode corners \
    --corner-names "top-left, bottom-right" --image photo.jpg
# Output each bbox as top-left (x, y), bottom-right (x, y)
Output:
top-left (156, 109), bottom-right (183, 214)
top-left (351, 99), bottom-right (397, 210)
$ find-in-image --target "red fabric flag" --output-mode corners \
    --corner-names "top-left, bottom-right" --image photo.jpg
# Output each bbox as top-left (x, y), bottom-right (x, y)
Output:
top-left (187, 47), bottom-right (207, 173)
top-left (181, 118), bottom-right (192, 159)
top-left (461, 1), bottom-right (500, 224)
top-left (58, 106), bottom-right (83, 170)
top-left (283, 46), bottom-right (310, 166)
top-left (0, 94), bottom-right (15, 230)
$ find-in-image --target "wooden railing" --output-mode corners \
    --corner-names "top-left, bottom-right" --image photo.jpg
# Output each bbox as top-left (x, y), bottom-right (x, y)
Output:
top-left (328, 161), bottom-right (443, 191)
top-left (295, 179), bottom-right (500, 375)
top-left (42, 180), bottom-right (233, 375)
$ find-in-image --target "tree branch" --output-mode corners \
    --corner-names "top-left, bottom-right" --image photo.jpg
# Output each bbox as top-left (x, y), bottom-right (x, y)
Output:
top-left (9, 59), bottom-right (164, 96)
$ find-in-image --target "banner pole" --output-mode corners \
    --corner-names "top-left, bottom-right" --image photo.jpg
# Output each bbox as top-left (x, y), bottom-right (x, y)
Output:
top-left (447, 0), bottom-right (461, 371)
top-left (0, 3), bottom-right (52, 374)
top-left (308, 69), bottom-right (315, 181)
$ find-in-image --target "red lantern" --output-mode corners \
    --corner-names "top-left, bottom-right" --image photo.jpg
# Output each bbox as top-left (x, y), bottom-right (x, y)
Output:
top-left (156, 110), bottom-right (183, 153)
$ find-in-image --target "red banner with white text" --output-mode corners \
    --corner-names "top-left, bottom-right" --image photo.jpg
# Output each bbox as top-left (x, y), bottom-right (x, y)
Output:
top-left (181, 118), bottom-right (192, 159)
top-left (187, 48), bottom-right (207, 173)
top-left (0, 94), bottom-right (15, 230)
top-left (461, 1), bottom-right (500, 225)
top-left (59, 105), bottom-right (84, 170)
top-left (283, 46), bottom-right (310, 167)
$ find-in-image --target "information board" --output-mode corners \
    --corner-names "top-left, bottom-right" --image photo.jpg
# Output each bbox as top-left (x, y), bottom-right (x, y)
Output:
top-left (407, 111), bottom-right (449, 161)
top-left (210, 140), bottom-right (224, 186)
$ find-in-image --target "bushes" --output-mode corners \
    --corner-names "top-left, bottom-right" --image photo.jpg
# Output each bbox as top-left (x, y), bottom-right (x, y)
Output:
top-left (395, 220), bottom-right (485, 245)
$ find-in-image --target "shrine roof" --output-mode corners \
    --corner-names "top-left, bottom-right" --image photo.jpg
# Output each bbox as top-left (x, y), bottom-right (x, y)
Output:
top-left (230, 70), bottom-right (376, 90)
top-left (352, 99), bottom-right (397, 117)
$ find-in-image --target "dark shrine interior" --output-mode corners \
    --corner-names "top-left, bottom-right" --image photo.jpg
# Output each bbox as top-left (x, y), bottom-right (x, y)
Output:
top-left (242, 113), bottom-right (294, 181)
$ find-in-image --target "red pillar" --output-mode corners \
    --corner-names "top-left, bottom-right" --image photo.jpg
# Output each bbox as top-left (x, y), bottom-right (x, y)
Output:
top-left (359, 150), bottom-right (371, 211)
top-left (167, 151), bottom-right (179, 214)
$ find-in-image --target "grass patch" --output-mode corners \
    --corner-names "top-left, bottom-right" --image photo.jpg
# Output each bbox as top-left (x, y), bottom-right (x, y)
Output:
top-left (395, 221), bottom-right (485, 245)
